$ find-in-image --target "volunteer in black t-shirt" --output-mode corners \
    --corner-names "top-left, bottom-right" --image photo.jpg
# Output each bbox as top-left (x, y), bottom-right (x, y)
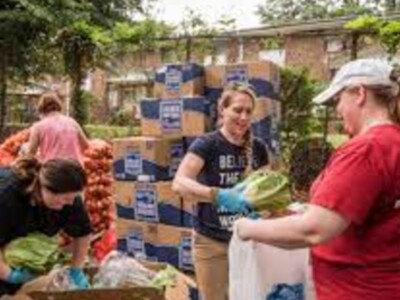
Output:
top-left (173, 83), bottom-right (269, 300)
top-left (0, 157), bottom-right (92, 296)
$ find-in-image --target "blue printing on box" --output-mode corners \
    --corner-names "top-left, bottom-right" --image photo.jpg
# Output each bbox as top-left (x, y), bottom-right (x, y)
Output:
top-left (117, 237), bottom-right (158, 261)
top-left (116, 202), bottom-right (187, 228)
top-left (205, 78), bottom-right (279, 99)
top-left (181, 209), bottom-right (195, 228)
top-left (189, 286), bottom-right (200, 300)
top-left (182, 97), bottom-right (211, 114)
top-left (169, 142), bottom-right (184, 177)
top-left (155, 63), bottom-right (204, 84)
top-left (117, 235), bottom-right (194, 272)
top-left (251, 115), bottom-right (280, 156)
top-left (160, 100), bottom-right (182, 131)
top-left (135, 187), bottom-right (159, 223)
top-left (142, 98), bottom-right (210, 120)
top-left (113, 159), bottom-right (170, 181)
top-left (140, 100), bottom-right (160, 119)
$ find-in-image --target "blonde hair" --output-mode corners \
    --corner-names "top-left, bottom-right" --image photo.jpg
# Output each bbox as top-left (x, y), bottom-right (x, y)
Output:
top-left (218, 82), bottom-right (257, 176)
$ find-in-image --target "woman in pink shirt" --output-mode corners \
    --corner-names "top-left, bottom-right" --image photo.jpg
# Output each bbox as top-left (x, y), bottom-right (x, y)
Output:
top-left (27, 92), bottom-right (89, 164)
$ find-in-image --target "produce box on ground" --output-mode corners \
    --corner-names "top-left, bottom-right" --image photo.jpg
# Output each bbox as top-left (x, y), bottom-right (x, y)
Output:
top-left (14, 256), bottom-right (198, 300)
top-left (114, 181), bottom-right (186, 227)
top-left (112, 136), bottom-right (184, 181)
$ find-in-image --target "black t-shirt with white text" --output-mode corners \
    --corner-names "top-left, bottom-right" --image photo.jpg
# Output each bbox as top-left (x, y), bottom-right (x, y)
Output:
top-left (0, 169), bottom-right (92, 296)
top-left (188, 130), bottom-right (269, 242)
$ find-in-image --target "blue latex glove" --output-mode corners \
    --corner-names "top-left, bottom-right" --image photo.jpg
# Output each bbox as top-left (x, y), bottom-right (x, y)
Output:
top-left (7, 267), bottom-right (35, 284)
top-left (68, 267), bottom-right (89, 289)
top-left (215, 188), bottom-right (253, 213)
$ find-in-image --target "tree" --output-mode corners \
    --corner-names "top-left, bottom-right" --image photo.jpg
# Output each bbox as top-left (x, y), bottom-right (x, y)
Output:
top-left (256, 0), bottom-right (383, 25)
top-left (346, 15), bottom-right (400, 60)
top-left (0, 0), bottom-right (60, 132)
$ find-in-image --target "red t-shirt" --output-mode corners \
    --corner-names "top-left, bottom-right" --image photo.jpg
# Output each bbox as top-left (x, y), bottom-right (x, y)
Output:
top-left (310, 124), bottom-right (400, 300)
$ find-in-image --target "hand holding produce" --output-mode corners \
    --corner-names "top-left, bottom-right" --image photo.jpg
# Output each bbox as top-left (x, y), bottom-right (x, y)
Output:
top-left (235, 170), bottom-right (291, 214)
top-left (68, 267), bottom-right (89, 289)
top-left (7, 267), bottom-right (35, 284)
top-left (214, 188), bottom-right (253, 213)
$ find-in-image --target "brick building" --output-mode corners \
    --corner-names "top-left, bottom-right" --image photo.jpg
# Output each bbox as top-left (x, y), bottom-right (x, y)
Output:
top-left (10, 14), bottom-right (400, 124)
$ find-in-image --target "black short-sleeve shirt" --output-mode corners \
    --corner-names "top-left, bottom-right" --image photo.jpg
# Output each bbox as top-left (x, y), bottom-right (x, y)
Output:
top-left (188, 130), bottom-right (269, 242)
top-left (0, 169), bottom-right (92, 248)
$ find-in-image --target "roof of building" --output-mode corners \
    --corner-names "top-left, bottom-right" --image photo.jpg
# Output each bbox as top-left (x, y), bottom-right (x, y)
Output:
top-left (234, 13), bottom-right (400, 38)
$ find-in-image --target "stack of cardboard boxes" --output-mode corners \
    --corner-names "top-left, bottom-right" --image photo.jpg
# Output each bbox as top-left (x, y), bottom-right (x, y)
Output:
top-left (112, 63), bottom-right (208, 278)
top-left (112, 60), bottom-right (281, 280)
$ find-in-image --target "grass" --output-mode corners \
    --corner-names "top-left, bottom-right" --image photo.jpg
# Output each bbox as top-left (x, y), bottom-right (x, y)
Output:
top-left (84, 124), bottom-right (140, 141)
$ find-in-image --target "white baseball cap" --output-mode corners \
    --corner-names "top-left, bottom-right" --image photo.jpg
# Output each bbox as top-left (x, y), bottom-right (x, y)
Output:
top-left (312, 58), bottom-right (395, 104)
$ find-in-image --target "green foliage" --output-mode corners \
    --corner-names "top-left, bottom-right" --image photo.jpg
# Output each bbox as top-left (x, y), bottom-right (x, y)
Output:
top-left (345, 15), bottom-right (380, 31)
top-left (109, 106), bottom-right (138, 126)
top-left (262, 37), bottom-right (284, 50)
top-left (379, 21), bottom-right (400, 57)
top-left (256, 0), bottom-right (382, 25)
top-left (71, 90), bottom-right (89, 125)
top-left (84, 124), bottom-right (140, 141)
top-left (345, 15), bottom-right (400, 59)
top-left (279, 67), bottom-right (324, 166)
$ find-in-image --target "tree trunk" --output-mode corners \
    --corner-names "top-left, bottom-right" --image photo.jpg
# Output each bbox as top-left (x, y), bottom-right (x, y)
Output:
top-left (350, 33), bottom-right (359, 60)
top-left (0, 45), bottom-right (8, 137)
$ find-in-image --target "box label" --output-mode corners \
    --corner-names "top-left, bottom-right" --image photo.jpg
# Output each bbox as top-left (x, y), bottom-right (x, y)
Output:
top-left (165, 66), bottom-right (182, 92)
top-left (127, 232), bottom-right (146, 259)
top-left (135, 186), bottom-right (159, 223)
top-left (225, 65), bottom-right (249, 85)
top-left (169, 142), bottom-right (184, 177)
top-left (160, 100), bottom-right (182, 132)
top-left (179, 235), bottom-right (194, 271)
top-left (124, 150), bottom-right (142, 176)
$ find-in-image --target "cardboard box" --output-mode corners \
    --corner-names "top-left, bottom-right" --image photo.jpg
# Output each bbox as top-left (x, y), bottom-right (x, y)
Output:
top-left (140, 98), bottom-right (182, 138)
top-left (112, 136), bottom-right (184, 181)
top-left (205, 60), bottom-right (280, 100)
top-left (140, 97), bottom-right (210, 137)
top-left (114, 181), bottom-right (186, 227)
top-left (181, 97), bottom-right (211, 136)
top-left (19, 261), bottom-right (198, 300)
top-left (154, 63), bottom-right (204, 99)
top-left (117, 219), bottom-right (194, 272)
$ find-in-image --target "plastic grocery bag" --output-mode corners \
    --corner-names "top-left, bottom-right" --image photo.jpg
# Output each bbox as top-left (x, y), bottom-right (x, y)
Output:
top-left (229, 231), bottom-right (315, 300)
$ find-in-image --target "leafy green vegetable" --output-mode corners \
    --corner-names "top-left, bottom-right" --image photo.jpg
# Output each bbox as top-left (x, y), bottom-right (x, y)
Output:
top-left (3, 233), bottom-right (69, 274)
top-left (150, 265), bottom-right (178, 290)
top-left (240, 170), bottom-right (291, 212)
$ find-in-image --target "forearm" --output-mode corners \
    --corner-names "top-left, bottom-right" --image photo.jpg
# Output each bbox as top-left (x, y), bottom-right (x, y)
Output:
top-left (173, 176), bottom-right (214, 203)
top-left (238, 215), bottom-right (319, 249)
top-left (70, 235), bottom-right (91, 268)
top-left (0, 254), bottom-right (11, 281)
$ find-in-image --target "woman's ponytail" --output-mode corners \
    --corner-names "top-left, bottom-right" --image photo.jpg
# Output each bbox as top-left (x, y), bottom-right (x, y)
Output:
top-left (11, 155), bottom-right (41, 190)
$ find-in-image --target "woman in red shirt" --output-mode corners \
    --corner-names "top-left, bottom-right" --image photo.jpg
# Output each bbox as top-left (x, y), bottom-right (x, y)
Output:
top-left (235, 58), bottom-right (400, 300)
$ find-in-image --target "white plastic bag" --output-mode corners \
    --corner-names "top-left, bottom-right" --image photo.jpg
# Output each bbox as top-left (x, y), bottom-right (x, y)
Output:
top-left (229, 231), bottom-right (315, 300)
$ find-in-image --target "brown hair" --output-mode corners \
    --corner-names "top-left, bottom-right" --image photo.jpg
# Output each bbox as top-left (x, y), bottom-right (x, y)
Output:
top-left (37, 92), bottom-right (62, 115)
top-left (346, 70), bottom-right (400, 124)
top-left (218, 82), bottom-right (257, 175)
top-left (12, 156), bottom-right (87, 200)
